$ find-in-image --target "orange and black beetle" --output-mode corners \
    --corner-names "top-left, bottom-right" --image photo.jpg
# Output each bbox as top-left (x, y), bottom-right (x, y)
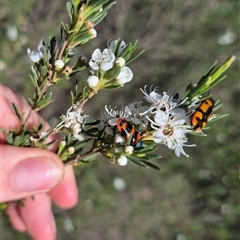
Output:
top-left (116, 118), bottom-right (142, 147)
top-left (190, 98), bottom-right (214, 132)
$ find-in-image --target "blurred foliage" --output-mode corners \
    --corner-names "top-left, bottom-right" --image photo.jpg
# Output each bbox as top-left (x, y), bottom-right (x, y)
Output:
top-left (1, 0), bottom-right (239, 239)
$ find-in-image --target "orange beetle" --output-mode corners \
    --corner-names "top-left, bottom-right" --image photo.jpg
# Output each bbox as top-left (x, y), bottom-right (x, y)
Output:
top-left (117, 118), bottom-right (142, 147)
top-left (190, 98), bottom-right (214, 132)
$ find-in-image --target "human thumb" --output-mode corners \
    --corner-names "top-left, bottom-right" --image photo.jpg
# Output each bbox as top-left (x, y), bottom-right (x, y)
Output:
top-left (1, 144), bottom-right (64, 202)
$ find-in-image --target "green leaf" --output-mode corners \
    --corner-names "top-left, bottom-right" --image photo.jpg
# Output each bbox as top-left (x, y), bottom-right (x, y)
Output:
top-left (82, 152), bottom-right (99, 162)
top-left (209, 113), bottom-right (228, 123)
top-left (6, 134), bottom-right (14, 144)
top-left (70, 91), bottom-right (75, 105)
top-left (207, 55), bottom-right (236, 85)
top-left (127, 155), bottom-right (147, 168)
top-left (11, 103), bottom-right (23, 121)
top-left (182, 56), bottom-right (236, 101)
top-left (56, 76), bottom-right (70, 83)
top-left (45, 139), bottom-right (57, 148)
top-left (73, 142), bottom-right (88, 152)
top-left (29, 74), bottom-right (38, 87)
top-left (70, 65), bottom-right (86, 75)
top-left (103, 83), bottom-right (122, 90)
top-left (31, 66), bottom-right (38, 79)
top-left (71, 0), bottom-right (80, 9)
top-left (140, 153), bottom-right (161, 160)
top-left (28, 98), bottom-right (34, 107)
top-left (40, 66), bottom-right (48, 77)
top-left (126, 50), bottom-right (145, 65)
top-left (90, 0), bottom-right (109, 8)
top-left (13, 135), bottom-right (25, 146)
top-left (136, 143), bottom-right (157, 153)
top-left (66, 2), bottom-right (73, 21)
top-left (90, 2), bottom-right (115, 26)
top-left (60, 21), bottom-right (68, 34)
top-left (34, 92), bottom-right (53, 111)
top-left (140, 160), bottom-right (162, 172)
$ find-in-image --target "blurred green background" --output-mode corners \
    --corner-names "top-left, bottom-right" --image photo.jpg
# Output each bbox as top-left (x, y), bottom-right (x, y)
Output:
top-left (1, 0), bottom-right (239, 239)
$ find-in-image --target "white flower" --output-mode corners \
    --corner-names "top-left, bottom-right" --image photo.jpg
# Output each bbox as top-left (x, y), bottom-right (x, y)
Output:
top-left (103, 102), bottom-right (149, 132)
top-left (27, 44), bottom-right (45, 62)
top-left (89, 48), bottom-right (115, 71)
top-left (116, 155), bottom-right (128, 166)
top-left (125, 102), bottom-right (150, 131)
top-left (54, 59), bottom-right (64, 70)
top-left (87, 75), bottom-right (99, 88)
top-left (152, 126), bottom-right (192, 157)
top-left (116, 66), bottom-right (133, 85)
top-left (151, 111), bottom-right (194, 157)
top-left (98, 108), bottom-right (115, 135)
top-left (141, 87), bottom-right (180, 113)
top-left (108, 39), bottom-right (127, 56)
top-left (60, 105), bottom-right (88, 141)
top-left (140, 86), bottom-right (195, 157)
top-left (103, 105), bottom-right (130, 127)
top-left (153, 110), bottom-right (169, 127)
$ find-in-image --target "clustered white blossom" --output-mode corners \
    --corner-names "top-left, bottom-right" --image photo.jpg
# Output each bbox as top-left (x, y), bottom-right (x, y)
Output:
top-left (87, 39), bottom-right (133, 88)
top-left (140, 86), bottom-right (195, 157)
top-left (102, 102), bottom-right (149, 130)
top-left (97, 86), bottom-right (196, 158)
top-left (60, 105), bottom-right (89, 141)
top-left (26, 37), bottom-right (203, 162)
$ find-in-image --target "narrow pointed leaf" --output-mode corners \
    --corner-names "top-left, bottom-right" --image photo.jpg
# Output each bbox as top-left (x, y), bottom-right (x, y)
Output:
top-left (141, 160), bottom-right (162, 172)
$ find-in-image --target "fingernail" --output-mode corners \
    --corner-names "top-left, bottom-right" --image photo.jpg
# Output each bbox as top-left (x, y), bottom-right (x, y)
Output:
top-left (10, 157), bottom-right (63, 192)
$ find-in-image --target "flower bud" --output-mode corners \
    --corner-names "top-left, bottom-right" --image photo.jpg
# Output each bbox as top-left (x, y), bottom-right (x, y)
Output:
top-left (87, 75), bottom-right (99, 88)
top-left (98, 6), bottom-right (103, 12)
top-left (89, 28), bottom-right (97, 39)
top-left (116, 155), bottom-right (128, 166)
top-left (124, 145), bottom-right (134, 155)
top-left (59, 141), bottom-right (67, 148)
top-left (86, 21), bottom-right (94, 29)
top-left (115, 57), bottom-right (125, 67)
top-left (54, 59), bottom-right (65, 70)
top-left (58, 141), bottom-right (67, 156)
top-left (67, 146), bottom-right (75, 154)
